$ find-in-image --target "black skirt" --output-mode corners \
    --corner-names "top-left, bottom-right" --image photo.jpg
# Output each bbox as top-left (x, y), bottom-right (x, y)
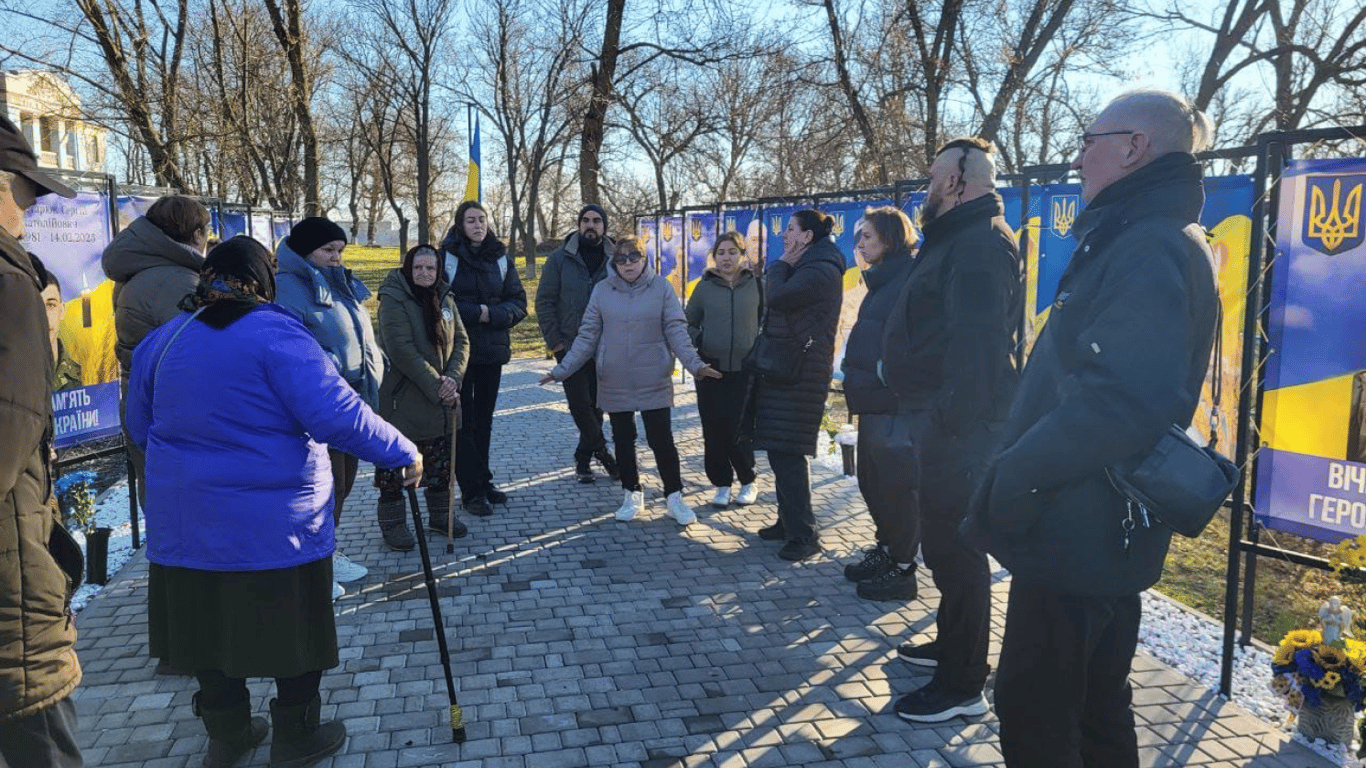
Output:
top-left (147, 556), bottom-right (338, 679)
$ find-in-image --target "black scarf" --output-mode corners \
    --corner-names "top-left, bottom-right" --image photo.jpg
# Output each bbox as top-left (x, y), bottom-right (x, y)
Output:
top-left (177, 237), bottom-right (276, 329)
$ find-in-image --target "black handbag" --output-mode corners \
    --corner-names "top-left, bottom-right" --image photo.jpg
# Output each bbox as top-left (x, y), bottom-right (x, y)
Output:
top-left (1106, 301), bottom-right (1239, 538)
top-left (743, 333), bottom-right (812, 385)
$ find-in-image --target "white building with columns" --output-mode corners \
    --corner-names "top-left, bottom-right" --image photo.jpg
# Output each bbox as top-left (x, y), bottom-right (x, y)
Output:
top-left (0, 70), bottom-right (107, 174)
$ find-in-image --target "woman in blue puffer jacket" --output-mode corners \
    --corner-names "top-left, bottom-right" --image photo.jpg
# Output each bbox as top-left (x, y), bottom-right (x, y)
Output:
top-left (274, 217), bottom-right (384, 585)
top-left (127, 237), bottom-right (421, 768)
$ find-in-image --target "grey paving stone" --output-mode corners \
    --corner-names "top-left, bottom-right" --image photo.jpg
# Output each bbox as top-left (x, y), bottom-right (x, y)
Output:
top-left (64, 360), bottom-right (1335, 768)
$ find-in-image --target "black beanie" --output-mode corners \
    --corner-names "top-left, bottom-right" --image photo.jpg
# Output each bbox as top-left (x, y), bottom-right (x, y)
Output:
top-left (288, 216), bottom-right (347, 258)
top-left (578, 204), bottom-right (608, 231)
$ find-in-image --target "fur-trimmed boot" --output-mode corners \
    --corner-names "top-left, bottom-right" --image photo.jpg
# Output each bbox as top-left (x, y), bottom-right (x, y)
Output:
top-left (425, 490), bottom-right (468, 538)
top-left (194, 692), bottom-right (268, 768)
top-left (267, 695), bottom-right (346, 768)
top-left (376, 497), bottom-right (415, 551)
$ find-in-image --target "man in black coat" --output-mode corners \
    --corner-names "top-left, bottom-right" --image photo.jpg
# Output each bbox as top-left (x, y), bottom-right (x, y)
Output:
top-left (879, 137), bottom-right (1021, 723)
top-left (968, 90), bottom-right (1218, 767)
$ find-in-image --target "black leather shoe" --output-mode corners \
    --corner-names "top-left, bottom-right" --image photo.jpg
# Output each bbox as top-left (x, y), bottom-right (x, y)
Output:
top-left (486, 487), bottom-right (507, 504)
top-left (778, 538), bottom-right (821, 561)
top-left (464, 497), bottom-right (494, 517)
top-left (844, 547), bottom-right (894, 582)
top-left (757, 521), bottom-right (786, 540)
top-left (595, 449), bottom-right (620, 480)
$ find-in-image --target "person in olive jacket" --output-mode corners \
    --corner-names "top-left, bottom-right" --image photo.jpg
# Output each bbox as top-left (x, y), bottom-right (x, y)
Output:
top-left (878, 138), bottom-right (1022, 725)
top-left (0, 115), bottom-right (83, 768)
top-left (839, 206), bottom-right (919, 602)
top-left (684, 231), bottom-right (763, 509)
top-left (375, 244), bottom-right (471, 550)
top-left (967, 91), bottom-right (1218, 768)
top-left (751, 209), bottom-right (845, 562)
top-left (439, 201), bottom-right (527, 516)
top-left (535, 205), bottom-right (618, 483)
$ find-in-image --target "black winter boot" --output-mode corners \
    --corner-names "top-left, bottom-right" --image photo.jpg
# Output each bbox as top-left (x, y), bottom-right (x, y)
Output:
top-left (376, 498), bottom-right (415, 551)
top-left (268, 695), bottom-right (346, 768)
top-left (194, 692), bottom-right (268, 768)
top-left (595, 448), bottom-right (620, 480)
top-left (425, 491), bottom-right (468, 538)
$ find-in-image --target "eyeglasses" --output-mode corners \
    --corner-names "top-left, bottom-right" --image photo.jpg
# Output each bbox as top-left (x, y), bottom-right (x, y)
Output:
top-left (1079, 130), bottom-right (1135, 151)
top-left (612, 253), bottom-right (644, 265)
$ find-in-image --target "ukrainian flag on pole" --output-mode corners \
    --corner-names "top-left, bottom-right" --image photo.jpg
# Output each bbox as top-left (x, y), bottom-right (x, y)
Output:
top-left (463, 112), bottom-right (481, 202)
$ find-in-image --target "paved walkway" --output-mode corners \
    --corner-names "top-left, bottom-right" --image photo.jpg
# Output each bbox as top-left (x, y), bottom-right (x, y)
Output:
top-left (71, 358), bottom-right (1332, 768)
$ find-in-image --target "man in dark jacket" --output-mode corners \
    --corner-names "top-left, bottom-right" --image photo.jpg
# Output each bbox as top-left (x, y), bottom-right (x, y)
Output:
top-left (880, 137), bottom-right (1021, 723)
top-left (440, 201), bottom-right (527, 515)
top-left (535, 205), bottom-right (618, 483)
top-left (0, 114), bottom-right (83, 768)
top-left (970, 90), bottom-right (1218, 767)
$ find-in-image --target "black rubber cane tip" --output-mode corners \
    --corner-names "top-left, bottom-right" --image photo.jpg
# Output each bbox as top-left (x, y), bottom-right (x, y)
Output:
top-left (446, 543), bottom-right (454, 554)
top-left (453, 727), bottom-right (467, 743)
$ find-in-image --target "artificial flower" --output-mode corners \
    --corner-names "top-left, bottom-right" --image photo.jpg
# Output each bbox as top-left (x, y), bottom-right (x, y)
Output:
top-left (1314, 671), bottom-right (1343, 690)
top-left (1314, 645), bottom-right (1349, 670)
top-left (1283, 630), bottom-right (1323, 649)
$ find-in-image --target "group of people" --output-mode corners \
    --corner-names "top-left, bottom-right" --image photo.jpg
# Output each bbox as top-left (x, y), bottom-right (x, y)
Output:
top-left (0, 86), bottom-right (1221, 768)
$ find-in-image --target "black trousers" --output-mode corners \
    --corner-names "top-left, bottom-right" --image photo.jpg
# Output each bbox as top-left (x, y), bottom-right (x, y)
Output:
top-left (556, 350), bottom-right (608, 466)
top-left (608, 408), bottom-right (682, 495)
top-left (326, 449), bottom-right (359, 527)
top-left (196, 668), bottom-right (323, 709)
top-left (456, 363), bottom-right (502, 502)
top-left (696, 373), bottom-right (756, 487)
top-left (0, 695), bottom-right (82, 767)
top-left (856, 413), bottom-right (919, 564)
top-left (909, 411), bottom-right (995, 696)
top-left (768, 450), bottom-right (815, 542)
top-left (995, 582), bottom-right (1142, 768)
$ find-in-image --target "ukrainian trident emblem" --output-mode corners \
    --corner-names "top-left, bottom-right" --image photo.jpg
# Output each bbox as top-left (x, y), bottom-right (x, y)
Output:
top-left (725, 216), bottom-right (736, 231)
top-left (1052, 195), bottom-right (1079, 238)
top-left (641, 225), bottom-right (652, 244)
top-left (662, 220), bottom-right (675, 242)
top-left (1304, 176), bottom-right (1364, 256)
top-left (769, 214), bottom-right (783, 236)
top-left (689, 218), bottom-right (702, 241)
top-left (831, 214), bottom-right (845, 238)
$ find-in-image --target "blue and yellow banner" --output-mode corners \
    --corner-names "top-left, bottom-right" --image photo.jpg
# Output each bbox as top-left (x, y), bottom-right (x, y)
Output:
top-left (464, 114), bottom-right (481, 203)
top-left (658, 215), bottom-right (683, 296)
top-left (684, 211), bottom-right (716, 297)
top-left (1256, 159), bottom-right (1366, 542)
top-left (721, 208), bottom-right (762, 266)
top-left (762, 205), bottom-right (800, 267)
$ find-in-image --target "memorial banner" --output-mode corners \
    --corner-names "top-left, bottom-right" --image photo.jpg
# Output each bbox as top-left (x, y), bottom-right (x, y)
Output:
top-left (1255, 159), bottom-right (1366, 542)
top-left (117, 195), bottom-right (158, 230)
top-left (249, 211), bottom-right (272, 247)
top-left (24, 189), bottom-right (122, 448)
top-left (684, 211), bottom-right (716, 297)
top-left (721, 208), bottom-right (762, 265)
top-left (273, 215), bottom-right (292, 244)
top-left (220, 209), bottom-right (247, 240)
top-left (762, 205), bottom-right (800, 267)
top-left (658, 215), bottom-right (683, 296)
top-left (636, 216), bottom-right (658, 274)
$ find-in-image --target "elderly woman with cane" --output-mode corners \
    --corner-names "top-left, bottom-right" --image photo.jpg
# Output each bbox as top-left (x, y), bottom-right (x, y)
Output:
top-left (127, 237), bottom-right (422, 768)
top-left (375, 243), bottom-right (470, 548)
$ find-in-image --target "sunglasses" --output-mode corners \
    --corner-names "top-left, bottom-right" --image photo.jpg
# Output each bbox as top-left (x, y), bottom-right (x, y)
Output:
top-left (612, 253), bottom-right (645, 265)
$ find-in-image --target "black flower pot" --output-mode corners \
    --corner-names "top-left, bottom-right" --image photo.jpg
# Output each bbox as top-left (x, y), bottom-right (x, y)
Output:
top-left (841, 443), bottom-right (857, 477)
top-left (86, 527), bottom-right (112, 586)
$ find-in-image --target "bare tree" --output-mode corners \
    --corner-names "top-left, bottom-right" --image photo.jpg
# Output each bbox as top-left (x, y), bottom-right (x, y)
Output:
top-left (614, 58), bottom-right (719, 210)
top-left (262, 0), bottom-right (322, 215)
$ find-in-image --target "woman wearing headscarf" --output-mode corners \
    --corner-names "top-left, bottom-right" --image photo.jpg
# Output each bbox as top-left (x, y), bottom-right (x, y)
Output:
top-left (684, 231), bottom-right (763, 508)
top-left (438, 201), bottom-right (526, 516)
top-left (374, 244), bottom-right (470, 549)
top-left (126, 237), bottom-right (421, 768)
top-left (275, 217), bottom-right (382, 590)
top-left (751, 209), bottom-right (846, 562)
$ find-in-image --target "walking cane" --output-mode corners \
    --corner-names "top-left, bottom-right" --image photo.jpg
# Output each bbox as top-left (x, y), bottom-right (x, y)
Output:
top-left (447, 403), bottom-right (458, 554)
top-left (405, 485), bottom-right (467, 743)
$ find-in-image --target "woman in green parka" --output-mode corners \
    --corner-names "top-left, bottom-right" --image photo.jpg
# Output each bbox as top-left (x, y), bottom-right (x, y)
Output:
top-left (374, 244), bottom-right (470, 550)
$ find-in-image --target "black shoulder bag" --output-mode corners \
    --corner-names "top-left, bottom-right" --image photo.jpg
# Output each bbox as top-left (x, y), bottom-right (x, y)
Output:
top-left (1105, 301), bottom-right (1240, 538)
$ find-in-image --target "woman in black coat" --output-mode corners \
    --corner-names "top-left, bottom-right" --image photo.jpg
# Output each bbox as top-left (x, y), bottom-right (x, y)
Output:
top-left (439, 201), bottom-right (528, 517)
top-left (751, 209), bottom-right (846, 561)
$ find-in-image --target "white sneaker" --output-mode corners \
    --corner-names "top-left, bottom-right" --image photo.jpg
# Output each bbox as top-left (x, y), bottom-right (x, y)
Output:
top-left (616, 490), bottom-right (645, 521)
top-left (736, 483), bottom-right (758, 506)
top-left (331, 582), bottom-right (345, 601)
top-left (710, 487), bottom-right (732, 508)
top-left (332, 550), bottom-right (368, 583)
top-left (666, 491), bottom-right (697, 526)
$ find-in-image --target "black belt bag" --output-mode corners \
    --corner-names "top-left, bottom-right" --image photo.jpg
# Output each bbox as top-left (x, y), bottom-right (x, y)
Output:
top-left (1106, 424), bottom-right (1239, 538)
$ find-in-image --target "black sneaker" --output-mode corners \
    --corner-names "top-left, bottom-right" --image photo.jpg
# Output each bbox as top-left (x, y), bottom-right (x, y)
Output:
top-left (486, 487), bottom-right (507, 504)
top-left (894, 682), bottom-right (988, 723)
top-left (896, 640), bottom-right (940, 668)
top-left (464, 497), bottom-right (494, 517)
top-left (595, 449), bottom-right (620, 480)
top-left (778, 538), bottom-right (821, 561)
top-left (844, 547), bottom-right (894, 582)
top-left (856, 567), bottom-right (918, 601)
top-left (757, 521), bottom-right (786, 540)
top-left (576, 464), bottom-right (595, 484)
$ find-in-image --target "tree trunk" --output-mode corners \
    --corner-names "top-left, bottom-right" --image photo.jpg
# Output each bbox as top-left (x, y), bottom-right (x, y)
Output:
top-left (263, 0), bottom-right (320, 216)
top-left (578, 0), bottom-right (625, 205)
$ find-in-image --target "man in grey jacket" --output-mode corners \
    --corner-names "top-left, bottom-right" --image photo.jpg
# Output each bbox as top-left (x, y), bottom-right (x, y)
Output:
top-left (535, 205), bottom-right (618, 483)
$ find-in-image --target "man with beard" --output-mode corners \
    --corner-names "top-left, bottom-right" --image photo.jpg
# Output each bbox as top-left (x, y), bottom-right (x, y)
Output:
top-left (967, 90), bottom-right (1217, 766)
top-left (536, 205), bottom-right (619, 482)
top-left (878, 136), bottom-right (1021, 722)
